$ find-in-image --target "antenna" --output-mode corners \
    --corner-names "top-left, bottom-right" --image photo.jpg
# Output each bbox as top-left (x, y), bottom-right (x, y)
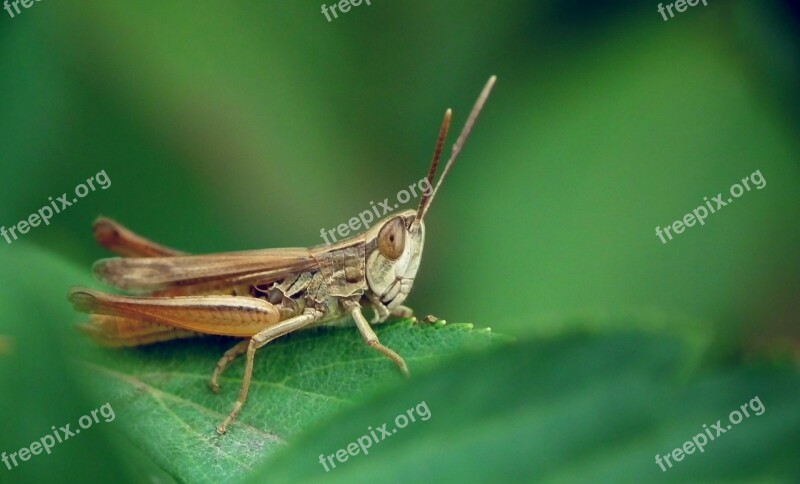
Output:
top-left (414, 109), bottom-right (451, 226)
top-left (416, 75), bottom-right (497, 224)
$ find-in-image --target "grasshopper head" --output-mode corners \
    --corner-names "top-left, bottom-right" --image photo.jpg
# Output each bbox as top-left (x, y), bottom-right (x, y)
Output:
top-left (364, 75), bottom-right (496, 311)
top-left (365, 210), bottom-right (425, 309)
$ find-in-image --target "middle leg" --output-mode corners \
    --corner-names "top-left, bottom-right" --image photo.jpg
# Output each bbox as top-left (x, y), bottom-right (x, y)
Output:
top-left (209, 340), bottom-right (248, 393)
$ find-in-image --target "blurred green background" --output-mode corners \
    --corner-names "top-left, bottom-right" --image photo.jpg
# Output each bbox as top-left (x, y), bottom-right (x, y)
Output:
top-left (1, 0), bottom-right (799, 482)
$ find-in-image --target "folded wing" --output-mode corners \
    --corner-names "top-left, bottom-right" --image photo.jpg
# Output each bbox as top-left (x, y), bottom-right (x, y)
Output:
top-left (93, 248), bottom-right (318, 292)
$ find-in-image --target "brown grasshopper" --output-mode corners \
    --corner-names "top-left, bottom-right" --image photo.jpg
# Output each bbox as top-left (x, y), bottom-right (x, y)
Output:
top-left (69, 76), bottom-right (496, 434)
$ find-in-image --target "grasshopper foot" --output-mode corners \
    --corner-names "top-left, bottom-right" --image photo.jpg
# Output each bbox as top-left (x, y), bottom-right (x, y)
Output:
top-left (368, 340), bottom-right (410, 377)
top-left (390, 305), bottom-right (414, 320)
top-left (216, 401), bottom-right (242, 435)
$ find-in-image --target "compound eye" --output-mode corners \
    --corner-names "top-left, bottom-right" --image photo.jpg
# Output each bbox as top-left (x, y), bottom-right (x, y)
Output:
top-left (377, 217), bottom-right (406, 260)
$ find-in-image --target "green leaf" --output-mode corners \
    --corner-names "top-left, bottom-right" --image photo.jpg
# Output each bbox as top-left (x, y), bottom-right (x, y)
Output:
top-left (254, 331), bottom-right (800, 483)
top-left (78, 319), bottom-right (505, 483)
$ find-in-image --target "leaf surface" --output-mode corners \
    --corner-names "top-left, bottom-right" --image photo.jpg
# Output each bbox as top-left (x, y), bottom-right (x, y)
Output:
top-left (79, 318), bottom-right (504, 483)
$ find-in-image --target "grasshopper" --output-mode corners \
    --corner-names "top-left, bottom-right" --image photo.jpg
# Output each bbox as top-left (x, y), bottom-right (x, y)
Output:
top-left (69, 76), bottom-right (496, 434)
